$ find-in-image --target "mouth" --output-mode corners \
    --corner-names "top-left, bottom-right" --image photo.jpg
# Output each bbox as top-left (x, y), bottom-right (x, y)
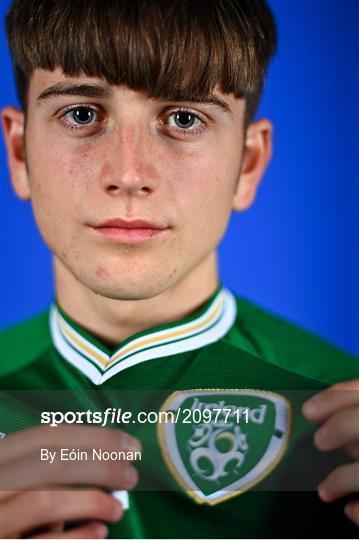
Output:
top-left (90, 218), bottom-right (170, 244)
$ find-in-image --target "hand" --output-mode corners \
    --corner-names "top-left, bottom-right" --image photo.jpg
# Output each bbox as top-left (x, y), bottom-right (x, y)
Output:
top-left (303, 379), bottom-right (359, 527)
top-left (0, 424), bottom-right (141, 538)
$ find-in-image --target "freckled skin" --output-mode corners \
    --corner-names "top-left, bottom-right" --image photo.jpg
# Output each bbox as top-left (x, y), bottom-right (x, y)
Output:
top-left (21, 69), bottom-right (247, 302)
top-left (100, 162), bottom-right (112, 179)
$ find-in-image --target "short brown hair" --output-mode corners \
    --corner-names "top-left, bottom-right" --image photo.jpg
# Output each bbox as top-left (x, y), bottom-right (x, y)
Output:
top-left (6, 0), bottom-right (277, 126)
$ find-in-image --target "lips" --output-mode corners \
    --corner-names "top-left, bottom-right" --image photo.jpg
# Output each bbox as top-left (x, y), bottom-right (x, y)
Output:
top-left (95, 218), bottom-right (167, 229)
top-left (91, 218), bottom-right (169, 244)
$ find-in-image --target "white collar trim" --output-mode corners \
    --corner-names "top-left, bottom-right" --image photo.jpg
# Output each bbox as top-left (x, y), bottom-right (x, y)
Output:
top-left (49, 288), bottom-right (237, 386)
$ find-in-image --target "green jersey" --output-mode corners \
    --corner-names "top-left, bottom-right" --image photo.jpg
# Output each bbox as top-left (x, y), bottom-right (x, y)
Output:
top-left (1, 288), bottom-right (358, 538)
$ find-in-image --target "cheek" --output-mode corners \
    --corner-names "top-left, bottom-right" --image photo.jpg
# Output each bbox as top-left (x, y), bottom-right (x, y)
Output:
top-left (27, 133), bottom-right (98, 203)
top-left (25, 137), bottom-right (94, 246)
top-left (166, 149), bottom-right (237, 227)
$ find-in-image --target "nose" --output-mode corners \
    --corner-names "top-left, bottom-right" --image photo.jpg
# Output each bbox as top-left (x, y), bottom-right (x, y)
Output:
top-left (100, 127), bottom-right (159, 197)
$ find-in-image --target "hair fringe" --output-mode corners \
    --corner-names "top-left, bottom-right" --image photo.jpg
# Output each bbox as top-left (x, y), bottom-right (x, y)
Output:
top-left (6, 0), bottom-right (277, 123)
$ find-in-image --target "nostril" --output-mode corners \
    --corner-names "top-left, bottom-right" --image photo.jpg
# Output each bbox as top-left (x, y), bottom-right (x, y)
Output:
top-left (107, 185), bottom-right (120, 193)
top-left (106, 184), bottom-right (151, 196)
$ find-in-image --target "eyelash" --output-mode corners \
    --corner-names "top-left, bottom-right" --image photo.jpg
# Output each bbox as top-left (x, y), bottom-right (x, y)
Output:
top-left (59, 105), bottom-right (103, 131)
top-left (58, 105), bottom-right (207, 138)
top-left (163, 108), bottom-right (207, 136)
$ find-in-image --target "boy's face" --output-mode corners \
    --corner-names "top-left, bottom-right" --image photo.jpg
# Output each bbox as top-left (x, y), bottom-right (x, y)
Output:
top-left (2, 68), bottom-right (272, 300)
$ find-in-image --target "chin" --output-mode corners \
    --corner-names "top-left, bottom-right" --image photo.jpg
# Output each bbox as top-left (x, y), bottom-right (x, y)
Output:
top-left (82, 271), bottom-right (176, 301)
top-left (56, 248), bottom-right (187, 301)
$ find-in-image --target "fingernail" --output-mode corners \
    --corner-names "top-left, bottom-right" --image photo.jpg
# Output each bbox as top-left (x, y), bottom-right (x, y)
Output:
top-left (318, 482), bottom-right (330, 502)
top-left (124, 465), bottom-right (138, 487)
top-left (344, 503), bottom-right (354, 520)
top-left (94, 524), bottom-right (108, 539)
top-left (303, 399), bottom-right (320, 417)
top-left (122, 434), bottom-right (141, 453)
top-left (314, 426), bottom-right (330, 449)
top-left (110, 500), bottom-right (123, 521)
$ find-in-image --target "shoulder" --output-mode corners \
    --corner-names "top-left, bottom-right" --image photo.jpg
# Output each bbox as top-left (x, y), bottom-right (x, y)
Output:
top-left (1, 308), bottom-right (52, 378)
top-left (225, 294), bottom-right (359, 385)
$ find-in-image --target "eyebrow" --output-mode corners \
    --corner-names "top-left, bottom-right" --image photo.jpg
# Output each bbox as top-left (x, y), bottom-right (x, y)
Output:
top-left (169, 94), bottom-right (232, 113)
top-left (36, 83), bottom-right (232, 113)
top-left (37, 83), bottom-right (112, 103)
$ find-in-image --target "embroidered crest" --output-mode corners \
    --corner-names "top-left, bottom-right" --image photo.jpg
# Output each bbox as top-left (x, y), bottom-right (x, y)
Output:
top-left (158, 389), bottom-right (291, 505)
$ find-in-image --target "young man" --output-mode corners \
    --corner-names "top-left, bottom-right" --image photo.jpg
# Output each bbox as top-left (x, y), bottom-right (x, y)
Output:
top-left (1, 1), bottom-right (358, 538)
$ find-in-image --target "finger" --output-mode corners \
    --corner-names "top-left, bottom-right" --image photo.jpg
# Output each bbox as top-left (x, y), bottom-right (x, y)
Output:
top-left (345, 502), bottom-right (359, 527)
top-left (2, 425), bottom-right (141, 465)
top-left (0, 489), bottom-right (16, 501)
top-left (1, 489), bottom-right (122, 538)
top-left (36, 521), bottom-right (65, 534)
top-left (313, 406), bottom-right (359, 451)
top-left (31, 521), bottom-right (109, 539)
top-left (303, 380), bottom-right (359, 421)
top-left (318, 462), bottom-right (359, 502)
top-left (2, 450), bottom-right (138, 491)
top-left (28, 521), bottom-right (65, 538)
top-left (343, 441), bottom-right (359, 460)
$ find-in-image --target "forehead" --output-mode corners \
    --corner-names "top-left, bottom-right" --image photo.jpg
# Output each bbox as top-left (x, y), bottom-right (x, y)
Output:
top-left (29, 68), bottom-right (245, 116)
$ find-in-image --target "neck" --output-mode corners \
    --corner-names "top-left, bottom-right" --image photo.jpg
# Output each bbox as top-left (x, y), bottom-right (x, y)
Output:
top-left (54, 253), bottom-right (219, 346)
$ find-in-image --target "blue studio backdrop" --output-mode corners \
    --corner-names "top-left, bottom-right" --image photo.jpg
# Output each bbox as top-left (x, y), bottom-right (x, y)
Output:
top-left (0, 0), bottom-right (358, 355)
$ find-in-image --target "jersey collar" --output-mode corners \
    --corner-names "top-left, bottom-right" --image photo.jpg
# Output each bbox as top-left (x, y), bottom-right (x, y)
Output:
top-left (49, 288), bottom-right (237, 385)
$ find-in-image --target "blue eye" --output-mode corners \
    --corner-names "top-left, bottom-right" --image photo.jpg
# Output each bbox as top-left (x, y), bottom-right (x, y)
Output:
top-left (169, 111), bottom-right (201, 130)
top-left (68, 107), bottom-right (97, 125)
top-left (174, 112), bottom-right (196, 129)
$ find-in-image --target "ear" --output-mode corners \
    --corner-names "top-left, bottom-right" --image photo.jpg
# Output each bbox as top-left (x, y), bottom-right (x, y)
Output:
top-left (232, 118), bottom-right (273, 211)
top-left (1, 106), bottom-right (31, 200)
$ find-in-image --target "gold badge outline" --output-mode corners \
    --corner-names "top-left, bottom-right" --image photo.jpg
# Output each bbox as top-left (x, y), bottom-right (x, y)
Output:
top-left (157, 388), bottom-right (292, 506)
